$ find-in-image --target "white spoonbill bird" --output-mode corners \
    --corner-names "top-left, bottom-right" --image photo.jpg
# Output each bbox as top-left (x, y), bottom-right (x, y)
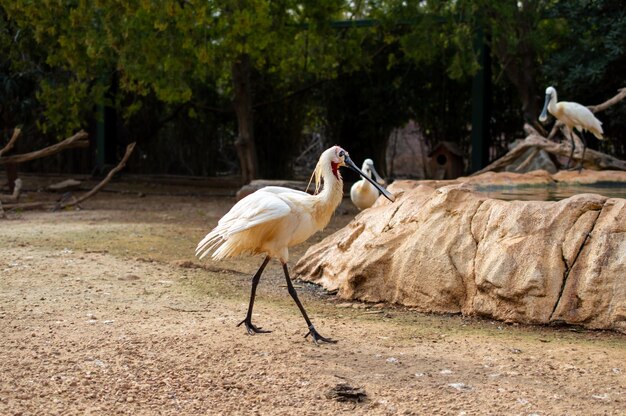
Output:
top-left (350, 158), bottom-right (386, 211)
top-left (196, 146), bottom-right (394, 344)
top-left (539, 86), bottom-right (604, 170)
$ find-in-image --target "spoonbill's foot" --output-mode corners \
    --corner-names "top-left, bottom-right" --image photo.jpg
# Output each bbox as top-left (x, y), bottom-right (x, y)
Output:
top-left (237, 318), bottom-right (271, 335)
top-left (304, 325), bottom-right (337, 344)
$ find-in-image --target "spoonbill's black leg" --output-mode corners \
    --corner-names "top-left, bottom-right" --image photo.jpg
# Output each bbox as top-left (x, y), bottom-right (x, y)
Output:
top-left (281, 262), bottom-right (337, 344)
top-left (577, 130), bottom-right (587, 173)
top-left (237, 256), bottom-right (271, 335)
top-left (566, 130), bottom-right (576, 169)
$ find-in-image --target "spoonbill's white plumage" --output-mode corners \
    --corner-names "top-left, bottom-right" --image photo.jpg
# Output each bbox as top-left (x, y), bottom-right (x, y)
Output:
top-left (539, 86), bottom-right (604, 170)
top-left (196, 146), bottom-right (394, 344)
top-left (350, 158), bottom-right (386, 211)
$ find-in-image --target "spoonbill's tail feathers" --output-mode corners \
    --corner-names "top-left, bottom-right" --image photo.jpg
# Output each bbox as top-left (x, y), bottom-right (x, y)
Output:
top-left (195, 231), bottom-right (223, 260)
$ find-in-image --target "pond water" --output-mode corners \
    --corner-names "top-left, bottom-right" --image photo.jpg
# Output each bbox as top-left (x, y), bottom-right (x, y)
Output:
top-left (474, 182), bottom-right (626, 201)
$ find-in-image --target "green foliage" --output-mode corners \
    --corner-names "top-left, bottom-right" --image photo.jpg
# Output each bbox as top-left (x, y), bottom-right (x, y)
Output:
top-left (2, 0), bottom-right (355, 136)
top-left (0, 7), bottom-right (45, 132)
top-left (543, 0), bottom-right (626, 98)
top-left (373, 1), bottom-right (480, 80)
top-left (2, 0), bottom-right (626, 174)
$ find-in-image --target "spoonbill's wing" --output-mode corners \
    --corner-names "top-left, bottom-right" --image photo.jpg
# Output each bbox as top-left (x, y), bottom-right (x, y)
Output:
top-left (196, 189), bottom-right (292, 259)
top-left (560, 101), bottom-right (604, 137)
top-left (218, 190), bottom-right (292, 235)
top-left (261, 186), bottom-right (311, 197)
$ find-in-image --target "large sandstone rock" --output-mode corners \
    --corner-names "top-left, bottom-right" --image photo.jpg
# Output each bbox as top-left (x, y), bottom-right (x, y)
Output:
top-left (294, 181), bottom-right (626, 332)
top-left (461, 170), bottom-right (555, 187)
top-left (552, 169), bottom-right (626, 185)
top-left (551, 198), bottom-right (626, 331)
top-left (391, 169), bottom-right (626, 191)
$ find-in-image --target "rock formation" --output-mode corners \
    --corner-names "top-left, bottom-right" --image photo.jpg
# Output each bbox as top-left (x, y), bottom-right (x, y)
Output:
top-left (294, 177), bottom-right (626, 332)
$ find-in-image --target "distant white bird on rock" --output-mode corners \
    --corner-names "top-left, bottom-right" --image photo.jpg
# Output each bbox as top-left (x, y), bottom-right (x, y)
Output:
top-left (350, 158), bottom-right (386, 211)
top-left (196, 146), bottom-right (394, 344)
top-left (539, 86), bottom-right (604, 170)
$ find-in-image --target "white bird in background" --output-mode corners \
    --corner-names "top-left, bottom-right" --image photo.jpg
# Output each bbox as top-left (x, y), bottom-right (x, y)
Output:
top-left (539, 86), bottom-right (604, 171)
top-left (196, 146), bottom-right (394, 344)
top-left (350, 158), bottom-right (386, 211)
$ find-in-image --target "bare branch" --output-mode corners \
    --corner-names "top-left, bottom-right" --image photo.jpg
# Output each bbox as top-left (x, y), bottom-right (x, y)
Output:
top-left (514, 148), bottom-right (541, 172)
top-left (588, 87), bottom-right (626, 113)
top-left (547, 122), bottom-right (562, 141)
top-left (0, 128), bottom-right (22, 157)
top-left (0, 130), bottom-right (89, 165)
top-left (523, 123), bottom-right (541, 136)
top-left (55, 142), bottom-right (136, 209)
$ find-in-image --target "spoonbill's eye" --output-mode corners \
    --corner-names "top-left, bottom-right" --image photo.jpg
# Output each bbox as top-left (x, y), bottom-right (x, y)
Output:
top-left (338, 150), bottom-right (345, 157)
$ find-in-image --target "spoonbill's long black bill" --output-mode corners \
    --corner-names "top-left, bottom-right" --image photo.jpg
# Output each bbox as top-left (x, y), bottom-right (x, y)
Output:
top-left (345, 156), bottom-right (395, 202)
top-left (539, 93), bottom-right (551, 122)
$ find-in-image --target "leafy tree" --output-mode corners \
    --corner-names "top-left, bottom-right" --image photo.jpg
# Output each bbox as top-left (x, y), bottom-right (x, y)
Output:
top-left (381, 1), bottom-right (559, 129)
top-left (471, 0), bottom-right (559, 127)
top-left (0, 7), bottom-right (46, 137)
top-left (3, 0), bottom-right (625, 179)
top-left (2, 0), bottom-right (365, 181)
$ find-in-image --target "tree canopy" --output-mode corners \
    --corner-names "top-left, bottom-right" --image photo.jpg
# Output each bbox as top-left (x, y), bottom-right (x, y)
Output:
top-left (1, 0), bottom-right (625, 179)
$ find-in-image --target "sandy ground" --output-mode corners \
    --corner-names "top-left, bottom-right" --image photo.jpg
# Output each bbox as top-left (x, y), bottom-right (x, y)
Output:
top-left (1, 180), bottom-right (625, 415)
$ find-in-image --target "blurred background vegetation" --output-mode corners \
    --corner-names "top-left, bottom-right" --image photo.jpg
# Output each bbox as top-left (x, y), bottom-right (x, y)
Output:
top-left (1, 0), bottom-right (625, 181)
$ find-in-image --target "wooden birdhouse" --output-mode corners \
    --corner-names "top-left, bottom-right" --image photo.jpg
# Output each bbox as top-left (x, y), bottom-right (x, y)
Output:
top-left (428, 141), bottom-right (464, 179)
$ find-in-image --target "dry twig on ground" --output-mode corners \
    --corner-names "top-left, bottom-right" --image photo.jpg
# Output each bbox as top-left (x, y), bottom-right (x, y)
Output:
top-left (55, 142), bottom-right (137, 209)
top-left (0, 178), bottom-right (22, 203)
top-left (3, 143), bottom-right (136, 212)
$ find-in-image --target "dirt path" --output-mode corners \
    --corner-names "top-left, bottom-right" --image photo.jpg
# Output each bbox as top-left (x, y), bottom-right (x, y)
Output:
top-left (1, 190), bottom-right (625, 415)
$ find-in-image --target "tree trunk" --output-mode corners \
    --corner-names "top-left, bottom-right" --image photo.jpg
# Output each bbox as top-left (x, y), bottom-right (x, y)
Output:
top-left (487, 2), bottom-right (543, 131)
top-left (231, 54), bottom-right (258, 183)
top-left (491, 39), bottom-right (539, 130)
